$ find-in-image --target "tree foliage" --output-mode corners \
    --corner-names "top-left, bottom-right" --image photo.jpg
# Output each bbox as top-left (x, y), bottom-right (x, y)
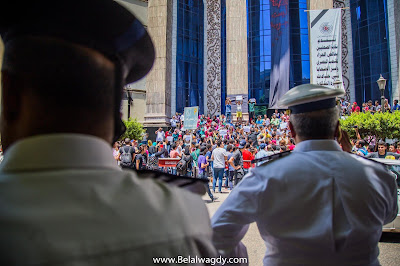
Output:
top-left (120, 119), bottom-right (146, 141)
top-left (340, 112), bottom-right (400, 141)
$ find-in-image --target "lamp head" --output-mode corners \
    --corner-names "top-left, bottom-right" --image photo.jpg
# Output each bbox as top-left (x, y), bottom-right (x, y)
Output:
top-left (377, 74), bottom-right (387, 91)
top-left (333, 79), bottom-right (343, 91)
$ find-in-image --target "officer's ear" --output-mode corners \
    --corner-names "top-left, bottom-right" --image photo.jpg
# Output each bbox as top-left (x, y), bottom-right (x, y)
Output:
top-left (1, 70), bottom-right (22, 122)
top-left (334, 121), bottom-right (341, 140)
top-left (288, 121), bottom-right (296, 139)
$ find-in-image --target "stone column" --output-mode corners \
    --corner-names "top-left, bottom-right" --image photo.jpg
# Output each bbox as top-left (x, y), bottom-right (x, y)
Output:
top-left (226, 0), bottom-right (248, 96)
top-left (170, 0), bottom-right (178, 115)
top-left (333, 0), bottom-right (356, 102)
top-left (308, 0), bottom-right (332, 10)
top-left (144, 0), bottom-right (173, 127)
top-left (204, 0), bottom-right (221, 116)
top-left (226, 0), bottom-right (248, 120)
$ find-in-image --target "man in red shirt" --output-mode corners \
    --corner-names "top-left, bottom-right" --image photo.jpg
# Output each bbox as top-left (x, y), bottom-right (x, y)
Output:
top-left (242, 143), bottom-right (254, 175)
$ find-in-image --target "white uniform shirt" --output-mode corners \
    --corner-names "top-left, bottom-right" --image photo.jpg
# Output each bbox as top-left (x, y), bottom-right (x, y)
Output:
top-left (212, 140), bottom-right (398, 266)
top-left (0, 134), bottom-right (216, 265)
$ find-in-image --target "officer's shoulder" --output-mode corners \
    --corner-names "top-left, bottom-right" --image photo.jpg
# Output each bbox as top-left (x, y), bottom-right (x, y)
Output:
top-left (129, 168), bottom-right (208, 195)
top-left (252, 150), bottom-right (292, 167)
top-left (347, 152), bottom-right (393, 169)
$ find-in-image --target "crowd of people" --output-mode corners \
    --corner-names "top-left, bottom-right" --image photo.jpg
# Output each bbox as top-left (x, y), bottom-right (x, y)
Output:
top-left (339, 98), bottom-right (400, 115)
top-left (114, 110), bottom-right (294, 172)
top-left (113, 101), bottom-right (400, 198)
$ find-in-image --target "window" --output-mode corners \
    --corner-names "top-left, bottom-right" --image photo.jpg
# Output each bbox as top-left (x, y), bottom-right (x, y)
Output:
top-left (350, 0), bottom-right (391, 104)
top-left (221, 0), bottom-right (227, 114)
top-left (176, 0), bottom-right (204, 114)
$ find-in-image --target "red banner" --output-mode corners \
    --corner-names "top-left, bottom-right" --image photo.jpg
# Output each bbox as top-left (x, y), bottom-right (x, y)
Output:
top-left (158, 158), bottom-right (181, 167)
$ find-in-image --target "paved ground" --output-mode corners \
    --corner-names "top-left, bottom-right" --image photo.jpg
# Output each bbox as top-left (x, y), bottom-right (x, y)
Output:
top-left (203, 186), bottom-right (400, 266)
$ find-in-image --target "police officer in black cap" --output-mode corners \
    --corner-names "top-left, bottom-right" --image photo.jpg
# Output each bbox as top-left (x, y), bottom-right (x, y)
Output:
top-left (0, 0), bottom-right (216, 264)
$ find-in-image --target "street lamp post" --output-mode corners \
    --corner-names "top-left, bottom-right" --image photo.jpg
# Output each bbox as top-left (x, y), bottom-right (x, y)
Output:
top-left (333, 80), bottom-right (344, 109)
top-left (376, 74), bottom-right (387, 111)
top-left (124, 89), bottom-right (134, 120)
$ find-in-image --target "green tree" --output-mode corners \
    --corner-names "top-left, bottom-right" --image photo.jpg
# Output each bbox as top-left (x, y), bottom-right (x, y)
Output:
top-left (340, 112), bottom-right (400, 142)
top-left (120, 118), bottom-right (146, 141)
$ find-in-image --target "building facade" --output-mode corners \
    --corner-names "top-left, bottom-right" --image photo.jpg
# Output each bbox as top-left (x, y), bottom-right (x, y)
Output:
top-left (1, 0), bottom-right (397, 125)
top-left (133, 0), bottom-right (399, 127)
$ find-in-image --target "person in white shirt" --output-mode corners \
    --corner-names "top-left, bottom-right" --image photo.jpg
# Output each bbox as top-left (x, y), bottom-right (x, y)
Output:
top-left (180, 113), bottom-right (185, 125)
top-left (236, 100), bottom-right (243, 124)
top-left (170, 115), bottom-right (177, 129)
top-left (211, 140), bottom-right (228, 193)
top-left (0, 1), bottom-right (216, 264)
top-left (212, 84), bottom-right (398, 265)
top-left (155, 127), bottom-right (165, 142)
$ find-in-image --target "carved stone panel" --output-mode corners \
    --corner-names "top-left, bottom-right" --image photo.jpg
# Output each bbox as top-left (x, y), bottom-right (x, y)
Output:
top-left (205, 0), bottom-right (221, 116)
top-left (333, 0), bottom-right (354, 101)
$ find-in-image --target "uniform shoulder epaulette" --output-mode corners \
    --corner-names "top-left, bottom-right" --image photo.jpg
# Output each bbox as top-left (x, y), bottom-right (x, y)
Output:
top-left (251, 150), bottom-right (291, 166)
top-left (348, 153), bottom-right (399, 170)
top-left (130, 169), bottom-right (208, 195)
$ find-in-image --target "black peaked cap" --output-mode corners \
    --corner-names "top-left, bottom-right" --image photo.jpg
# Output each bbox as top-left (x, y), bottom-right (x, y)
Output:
top-left (0, 0), bottom-right (155, 84)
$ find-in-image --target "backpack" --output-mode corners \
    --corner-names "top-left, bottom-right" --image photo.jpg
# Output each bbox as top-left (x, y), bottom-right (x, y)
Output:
top-left (233, 150), bottom-right (242, 167)
top-left (120, 146), bottom-right (133, 167)
top-left (191, 150), bottom-right (199, 164)
top-left (176, 156), bottom-right (188, 172)
top-left (147, 155), bottom-right (158, 170)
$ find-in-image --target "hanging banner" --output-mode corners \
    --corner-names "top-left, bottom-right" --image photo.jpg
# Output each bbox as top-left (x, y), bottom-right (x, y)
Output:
top-left (269, 0), bottom-right (290, 109)
top-left (310, 8), bottom-right (342, 87)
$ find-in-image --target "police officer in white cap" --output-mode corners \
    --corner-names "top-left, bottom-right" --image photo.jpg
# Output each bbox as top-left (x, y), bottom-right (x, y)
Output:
top-left (211, 84), bottom-right (398, 265)
top-left (0, 0), bottom-right (216, 264)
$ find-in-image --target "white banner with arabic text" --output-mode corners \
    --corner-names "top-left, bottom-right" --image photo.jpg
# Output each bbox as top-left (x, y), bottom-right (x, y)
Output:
top-left (310, 9), bottom-right (342, 87)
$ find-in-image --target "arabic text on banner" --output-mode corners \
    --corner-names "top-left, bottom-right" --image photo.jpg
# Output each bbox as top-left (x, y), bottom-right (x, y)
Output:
top-left (309, 8), bottom-right (342, 87)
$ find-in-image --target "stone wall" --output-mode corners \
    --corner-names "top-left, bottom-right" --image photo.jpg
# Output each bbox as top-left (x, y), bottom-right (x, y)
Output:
top-left (308, 0), bottom-right (333, 10)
